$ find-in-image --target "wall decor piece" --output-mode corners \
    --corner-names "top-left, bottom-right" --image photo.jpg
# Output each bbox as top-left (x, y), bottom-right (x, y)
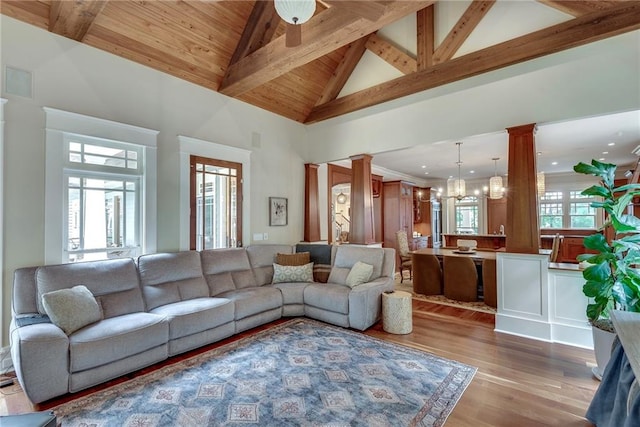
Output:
top-left (269, 197), bottom-right (288, 226)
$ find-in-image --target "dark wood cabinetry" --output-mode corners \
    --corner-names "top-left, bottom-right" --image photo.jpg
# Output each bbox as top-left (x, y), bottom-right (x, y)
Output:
top-left (383, 181), bottom-right (414, 256)
top-left (487, 197), bottom-right (507, 235)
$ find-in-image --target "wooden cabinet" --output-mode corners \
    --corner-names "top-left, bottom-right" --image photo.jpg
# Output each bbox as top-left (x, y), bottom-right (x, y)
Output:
top-left (413, 187), bottom-right (432, 239)
top-left (487, 197), bottom-right (507, 235)
top-left (383, 181), bottom-right (414, 257)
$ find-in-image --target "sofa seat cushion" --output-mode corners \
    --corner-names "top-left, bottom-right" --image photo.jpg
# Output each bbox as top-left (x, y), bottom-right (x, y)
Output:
top-left (269, 282), bottom-right (310, 305)
top-left (217, 287), bottom-right (282, 320)
top-left (303, 283), bottom-right (350, 314)
top-left (69, 312), bottom-right (168, 373)
top-left (150, 297), bottom-right (234, 340)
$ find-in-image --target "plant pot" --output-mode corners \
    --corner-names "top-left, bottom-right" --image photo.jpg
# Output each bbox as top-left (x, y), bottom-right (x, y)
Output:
top-left (591, 324), bottom-right (617, 381)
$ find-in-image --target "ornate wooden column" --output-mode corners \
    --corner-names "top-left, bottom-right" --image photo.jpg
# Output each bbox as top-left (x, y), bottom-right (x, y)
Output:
top-left (506, 123), bottom-right (540, 254)
top-left (349, 154), bottom-right (375, 244)
top-left (303, 163), bottom-right (321, 242)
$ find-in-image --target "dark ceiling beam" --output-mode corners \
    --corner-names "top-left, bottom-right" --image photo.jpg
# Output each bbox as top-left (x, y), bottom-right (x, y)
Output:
top-left (536, 0), bottom-right (622, 17)
top-left (49, 0), bottom-right (108, 41)
top-left (432, 0), bottom-right (495, 64)
top-left (416, 5), bottom-right (435, 71)
top-left (365, 33), bottom-right (416, 74)
top-left (314, 36), bottom-right (370, 106)
top-left (228, 0), bottom-right (281, 67)
top-left (219, 0), bottom-right (434, 97)
top-left (306, 2), bottom-right (640, 123)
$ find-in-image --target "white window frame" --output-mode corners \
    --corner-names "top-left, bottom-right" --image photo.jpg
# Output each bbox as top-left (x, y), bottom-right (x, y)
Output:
top-left (540, 187), bottom-right (602, 230)
top-left (44, 107), bottom-right (158, 264)
top-left (454, 196), bottom-right (480, 234)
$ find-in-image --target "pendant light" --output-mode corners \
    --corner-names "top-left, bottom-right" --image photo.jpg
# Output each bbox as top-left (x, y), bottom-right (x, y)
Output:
top-left (537, 172), bottom-right (546, 197)
top-left (489, 157), bottom-right (503, 199)
top-left (274, 0), bottom-right (316, 47)
top-left (447, 142), bottom-right (466, 200)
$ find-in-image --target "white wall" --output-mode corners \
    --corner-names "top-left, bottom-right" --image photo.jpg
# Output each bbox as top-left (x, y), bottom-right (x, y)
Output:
top-left (0, 16), bottom-right (306, 346)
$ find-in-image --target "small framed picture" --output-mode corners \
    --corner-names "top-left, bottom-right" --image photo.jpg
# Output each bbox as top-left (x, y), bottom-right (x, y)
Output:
top-left (269, 197), bottom-right (288, 226)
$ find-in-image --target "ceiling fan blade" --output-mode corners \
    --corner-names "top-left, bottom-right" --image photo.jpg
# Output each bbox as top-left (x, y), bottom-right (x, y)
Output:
top-left (286, 23), bottom-right (302, 47)
top-left (323, 1), bottom-right (386, 21)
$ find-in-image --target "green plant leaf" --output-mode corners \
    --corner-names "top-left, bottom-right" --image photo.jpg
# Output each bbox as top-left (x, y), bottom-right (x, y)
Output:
top-left (583, 262), bottom-right (611, 283)
top-left (612, 183), bottom-right (640, 193)
top-left (583, 234), bottom-right (610, 252)
top-left (581, 185), bottom-right (610, 198)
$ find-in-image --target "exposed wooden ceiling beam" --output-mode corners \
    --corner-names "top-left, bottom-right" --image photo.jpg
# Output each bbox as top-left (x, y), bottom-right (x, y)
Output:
top-left (416, 5), bottom-right (435, 71)
top-left (306, 2), bottom-right (640, 123)
top-left (432, 0), bottom-right (495, 64)
top-left (366, 33), bottom-right (416, 74)
top-left (219, 1), bottom-right (434, 97)
top-left (315, 36), bottom-right (370, 106)
top-left (323, 1), bottom-right (388, 21)
top-left (537, 0), bottom-right (622, 17)
top-left (49, 0), bottom-right (108, 41)
top-left (228, 0), bottom-right (281, 67)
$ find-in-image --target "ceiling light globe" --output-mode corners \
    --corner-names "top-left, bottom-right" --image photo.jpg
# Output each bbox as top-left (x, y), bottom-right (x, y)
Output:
top-left (274, 0), bottom-right (316, 25)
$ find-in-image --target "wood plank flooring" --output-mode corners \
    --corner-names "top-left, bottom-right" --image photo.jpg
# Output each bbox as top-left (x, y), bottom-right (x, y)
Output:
top-left (0, 301), bottom-right (599, 426)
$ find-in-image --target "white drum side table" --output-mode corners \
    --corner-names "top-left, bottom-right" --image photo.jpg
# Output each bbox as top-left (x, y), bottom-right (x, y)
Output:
top-left (382, 290), bottom-right (413, 334)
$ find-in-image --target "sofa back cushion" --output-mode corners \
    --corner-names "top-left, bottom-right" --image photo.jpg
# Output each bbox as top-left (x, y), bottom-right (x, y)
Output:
top-left (201, 248), bottom-right (257, 294)
top-left (137, 251), bottom-right (209, 311)
top-left (36, 258), bottom-right (144, 319)
top-left (328, 246), bottom-right (385, 285)
top-left (246, 244), bottom-right (294, 286)
top-left (12, 267), bottom-right (39, 315)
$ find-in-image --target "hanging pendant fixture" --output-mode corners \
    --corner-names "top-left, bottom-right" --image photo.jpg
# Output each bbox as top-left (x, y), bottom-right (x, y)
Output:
top-left (537, 172), bottom-right (546, 197)
top-left (447, 142), bottom-right (466, 200)
top-left (274, 0), bottom-right (316, 47)
top-left (489, 157), bottom-right (503, 199)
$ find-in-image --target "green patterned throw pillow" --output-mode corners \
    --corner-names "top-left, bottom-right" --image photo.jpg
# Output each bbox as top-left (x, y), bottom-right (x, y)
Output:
top-left (345, 261), bottom-right (373, 288)
top-left (272, 262), bottom-right (314, 284)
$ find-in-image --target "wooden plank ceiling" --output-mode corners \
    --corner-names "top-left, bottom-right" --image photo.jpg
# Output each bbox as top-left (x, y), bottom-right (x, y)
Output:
top-left (2, 1), bottom-right (640, 123)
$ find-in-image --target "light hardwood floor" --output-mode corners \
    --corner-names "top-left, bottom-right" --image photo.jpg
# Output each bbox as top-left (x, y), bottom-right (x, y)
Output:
top-left (0, 301), bottom-right (599, 425)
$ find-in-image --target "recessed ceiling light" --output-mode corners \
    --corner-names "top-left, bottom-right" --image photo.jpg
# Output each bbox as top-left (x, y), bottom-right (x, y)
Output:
top-left (608, 142), bottom-right (616, 146)
top-left (599, 157), bottom-right (606, 161)
top-left (537, 152), bottom-right (542, 155)
top-left (551, 161), bottom-right (558, 165)
top-left (470, 170), bottom-right (475, 174)
top-left (602, 151), bottom-right (609, 154)
top-left (448, 175), bottom-right (453, 179)
top-left (421, 165), bottom-right (426, 168)
top-left (424, 172), bottom-right (429, 175)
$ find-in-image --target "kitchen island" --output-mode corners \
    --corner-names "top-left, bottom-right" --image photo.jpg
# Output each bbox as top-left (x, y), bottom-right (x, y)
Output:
top-left (442, 233), bottom-right (506, 250)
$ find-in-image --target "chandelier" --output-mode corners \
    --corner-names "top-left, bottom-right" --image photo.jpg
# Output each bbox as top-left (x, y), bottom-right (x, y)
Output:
top-left (489, 157), bottom-right (504, 199)
top-left (447, 142), bottom-right (466, 200)
top-left (274, 0), bottom-right (316, 47)
top-left (537, 172), bottom-right (546, 197)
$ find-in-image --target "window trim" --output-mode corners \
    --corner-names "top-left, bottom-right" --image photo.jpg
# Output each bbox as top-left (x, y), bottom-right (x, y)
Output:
top-left (178, 135), bottom-right (251, 251)
top-left (539, 188), bottom-right (601, 230)
top-left (44, 107), bottom-right (158, 264)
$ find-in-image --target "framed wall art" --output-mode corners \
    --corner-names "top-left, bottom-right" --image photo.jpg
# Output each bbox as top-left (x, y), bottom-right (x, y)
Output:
top-left (269, 197), bottom-right (288, 226)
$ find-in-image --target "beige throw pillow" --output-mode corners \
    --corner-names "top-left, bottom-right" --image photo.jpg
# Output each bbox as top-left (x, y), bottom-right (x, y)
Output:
top-left (41, 285), bottom-right (102, 335)
top-left (345, 262), bottom-right (374, 288)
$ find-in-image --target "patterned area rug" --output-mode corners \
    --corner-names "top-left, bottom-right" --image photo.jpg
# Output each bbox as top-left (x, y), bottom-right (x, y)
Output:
top-left (53, 318), bottom-right (476, 426)
top-left (395, 274), bottom-right (496, 314)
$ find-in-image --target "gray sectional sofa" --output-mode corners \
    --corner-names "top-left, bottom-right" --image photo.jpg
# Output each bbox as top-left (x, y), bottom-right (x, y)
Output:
top-left (10, 244), bottom-right (395, 404)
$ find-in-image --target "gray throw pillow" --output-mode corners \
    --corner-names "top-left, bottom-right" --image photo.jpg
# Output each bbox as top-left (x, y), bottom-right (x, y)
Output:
top-left (41, 285), bottom-right (102, 335)
top-left (345, 262), bottom-right (374, 288)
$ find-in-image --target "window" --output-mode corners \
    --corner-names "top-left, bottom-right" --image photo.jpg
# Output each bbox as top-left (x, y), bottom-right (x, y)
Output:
top-left (455, 196), bottom-right (479, 234)
top-left (190, 156), bottom-right (242, 250)
top-left (44, 107), bottom-right (157, 264)
top-left (64, 135), bottom-right (143, 262)
top-left (540, 190), bottom-right (597, 229)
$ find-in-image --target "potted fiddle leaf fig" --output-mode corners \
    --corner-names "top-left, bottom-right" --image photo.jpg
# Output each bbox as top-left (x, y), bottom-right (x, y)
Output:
top-left (573, 159), bottom-right (640, 379)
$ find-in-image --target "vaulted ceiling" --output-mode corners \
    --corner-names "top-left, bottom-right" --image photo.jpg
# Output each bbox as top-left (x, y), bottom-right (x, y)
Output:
top-left (2, 0), bottom-right (640, 124)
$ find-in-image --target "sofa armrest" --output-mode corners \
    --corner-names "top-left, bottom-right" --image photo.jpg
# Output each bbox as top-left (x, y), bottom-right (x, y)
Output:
top-left (347, 276), bottom-right (395, 331)
top-left (10, 320), bottom-right (70, 404)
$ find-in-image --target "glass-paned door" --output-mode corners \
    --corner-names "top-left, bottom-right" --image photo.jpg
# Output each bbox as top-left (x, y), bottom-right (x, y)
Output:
top-left (190, 156), bottom-right (242, 250)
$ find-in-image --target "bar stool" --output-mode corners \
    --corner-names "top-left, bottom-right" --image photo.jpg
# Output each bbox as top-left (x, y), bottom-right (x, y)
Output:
top-left (443, 256), bottom-right (478, 302)
top-left (482, 258), bottom-right (497, 308)
top-left (412, 253), bottom-right (443, 295)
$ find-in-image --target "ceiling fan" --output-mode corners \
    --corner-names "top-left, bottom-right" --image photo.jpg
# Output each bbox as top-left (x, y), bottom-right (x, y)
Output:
top-left (274, 0), bottom-right (386, 47)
